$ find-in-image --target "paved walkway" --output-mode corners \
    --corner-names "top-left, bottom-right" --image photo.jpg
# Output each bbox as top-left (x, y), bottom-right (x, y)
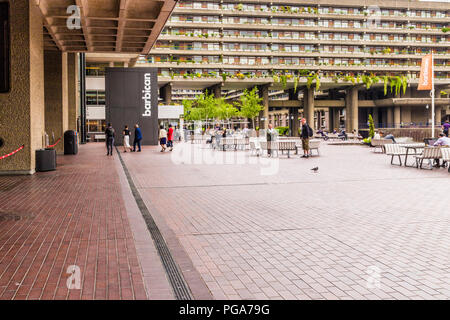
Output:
top-left (0, 143), bottom-right (173, 300)
top-left (1, 142), bottom-right (449, 300)
top-left (121, 142), bottom-right (450, 300)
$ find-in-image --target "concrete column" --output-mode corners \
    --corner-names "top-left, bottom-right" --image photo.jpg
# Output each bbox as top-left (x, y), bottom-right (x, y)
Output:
top-left (292, 108), bottom-right (299, 136)
top-left (44, 51), bottom-right (69, 154)
top-left (209, 84), bottom-right (222, 99)
top-left (327, 108), bottom-right (333, 132)
top-left (303, 88), bottom-right (314, 130)
top-left (160, 83), bottom-right (172, 104)
top-left (346, 87), bottom-right (358, 132)
top-left (0, 0), bottom-right (44, 174)
top-left (401, 105), bottom-right (411, 126)
top-left (67, 53), bottom-right (79, 131)
top-left (435, 105), bottom-right (442, 126)
top-left (387, 107), bottom-right (394, 127)
top-left (258, 85), bottom-right (269, 129)
top-left (394, 105), bottom-right (401, 128)
top-left (333, 108), bottom-right (340, 130)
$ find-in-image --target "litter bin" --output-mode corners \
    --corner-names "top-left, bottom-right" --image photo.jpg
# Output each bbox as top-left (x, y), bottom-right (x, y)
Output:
top-left (36, 148), bottom-right (56, 172)
top-left (64, 130), bottom-right (78, 155)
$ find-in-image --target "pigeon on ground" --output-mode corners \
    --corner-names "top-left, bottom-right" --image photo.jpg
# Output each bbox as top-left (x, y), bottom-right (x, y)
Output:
top-left (311, 167), bottom-right (319, 173)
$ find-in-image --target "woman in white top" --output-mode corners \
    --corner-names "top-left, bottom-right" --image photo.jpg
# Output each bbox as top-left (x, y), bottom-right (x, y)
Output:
top-left (159, 125), bottom-right (167, 152)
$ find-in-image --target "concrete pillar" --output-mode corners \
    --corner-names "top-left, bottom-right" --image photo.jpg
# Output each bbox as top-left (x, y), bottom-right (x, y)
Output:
top-left (292, 108), bottom-right (299, 136)
top-left (333, 108), bottom-right (340, 130)
top-left (394, 105), bottom-right (401, 128)
top-left (346, 87), bottom-right (358, 133)
top-left (44, 51), bottom-right (69, 154)
top-left (436, 105), bottom-right (442, 126)
top-left (0, 0), bottom-right (44, 174)
top-left (401, 105), bottom-right (411, 126)
top-left (258, 85), bottom-right (269, 129)
top-left (288, 89), bottom-right (299, 136)
top-left (387, 107), bottom-right (394, 127)
top-left (67, 53), bottom-right (78, 131)
top-left (327, 108), bottom-right (333, 132)
top-left (303, 88), bottom-right (314, 130)
top-left (209, 84), bottom-right (222, 99)
top-left (161, 83), bottom-right (172, 104)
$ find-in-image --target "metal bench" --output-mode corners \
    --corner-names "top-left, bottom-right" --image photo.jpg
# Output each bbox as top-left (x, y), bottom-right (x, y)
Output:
top-left (414, 147), bottom-right (443, 169)
top-left (278, 141), bottom-right (297, 158)
top-left (385, 144), bottom-right (408, 166)
top-left (371, 139), bottom-right (393, 153)
top-left (441, 147), bottom-right (450, 172)
top-left (296, 139), bottom-right (321, 156)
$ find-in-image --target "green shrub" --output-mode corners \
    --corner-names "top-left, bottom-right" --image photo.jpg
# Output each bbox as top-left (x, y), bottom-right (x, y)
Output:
top-left (363, 137), bottom-right (371, 145)
top-left (275, 126), bottom-right (289, 136)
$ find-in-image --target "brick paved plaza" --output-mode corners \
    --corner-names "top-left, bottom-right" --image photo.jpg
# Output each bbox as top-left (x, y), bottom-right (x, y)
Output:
top-left (0, 142), bottom-right (449, 300)
top-left (124, 142), bottom-right (449, 300)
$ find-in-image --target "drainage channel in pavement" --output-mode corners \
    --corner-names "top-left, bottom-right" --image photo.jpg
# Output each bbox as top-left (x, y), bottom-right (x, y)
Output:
top-left (116, 147), bottom-right (193, 300)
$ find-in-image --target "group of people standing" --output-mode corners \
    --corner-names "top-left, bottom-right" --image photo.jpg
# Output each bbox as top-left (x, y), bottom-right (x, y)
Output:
top-left (158, 124), bottom-right (174, 152)
top-left (104, 123), bottom-right (143, 156)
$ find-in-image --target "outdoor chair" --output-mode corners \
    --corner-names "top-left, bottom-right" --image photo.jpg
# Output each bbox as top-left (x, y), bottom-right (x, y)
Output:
top-left (371, 139), bottom-right (393, 153)
top-left (440, 147), bottom-right (450, 173)
top-left (384, 144), bottom-right (407, 166)
top-left (415, 147), bottom-right (443, 169)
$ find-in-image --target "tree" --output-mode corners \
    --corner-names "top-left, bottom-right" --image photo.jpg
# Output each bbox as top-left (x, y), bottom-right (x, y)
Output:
top-left (216, 98), bottom-right (238, 127)
top-left (236, 87), bottom-right (264, 129)
top-left (182, 91), bottom-right (218, 125)
top-left (368, 114), bottom-right (375, 138)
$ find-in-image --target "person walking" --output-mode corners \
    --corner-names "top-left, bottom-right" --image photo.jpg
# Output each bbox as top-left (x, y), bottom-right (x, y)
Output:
top-left (300, 118), bottom-right (313, 158)
top-left (132, 124), bottom-right (142, 152)
top-left (266, 124), bottom-right (276, 157)
top-left (159, 125), bottom-right (167, 152)
top-left (442, 119), bottom-right (450, 137)
top-left (122, 125), bottom-right (132, 152)
top-left (167, 124), bottom-right (174, 151)
top-left (105, 123), bottom-right (115, 156)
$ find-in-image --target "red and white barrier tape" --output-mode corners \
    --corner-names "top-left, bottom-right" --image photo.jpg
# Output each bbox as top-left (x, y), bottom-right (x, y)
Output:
top-left (47, 138), bottom-right (61, 148)
top-left (0, 145), bottom-right (25, 160)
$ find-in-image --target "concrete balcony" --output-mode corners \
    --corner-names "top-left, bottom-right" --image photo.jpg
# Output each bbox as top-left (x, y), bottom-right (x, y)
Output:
top-left (171, 7), bottom-right (450, 24)
top-left (158, 32), bottom-right (449, 48)
top-left (143, 61), bottom-right (450, 73)
top-left (154, 74), bottom-right (450, 91)
top-left (165, 21), bottom-right (449, 35)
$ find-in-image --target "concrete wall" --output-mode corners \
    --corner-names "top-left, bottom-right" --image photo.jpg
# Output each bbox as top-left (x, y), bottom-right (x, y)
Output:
top-left (67, 53), bottom-right (79, 131)
top-left (0, 0), bottom-right (44, 174)
top-left (44, 51), bottom-right (68, 154)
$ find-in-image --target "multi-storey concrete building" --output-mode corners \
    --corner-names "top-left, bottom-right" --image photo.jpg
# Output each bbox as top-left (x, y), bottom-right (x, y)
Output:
top-left (138, 0), bottom-right (450, 134)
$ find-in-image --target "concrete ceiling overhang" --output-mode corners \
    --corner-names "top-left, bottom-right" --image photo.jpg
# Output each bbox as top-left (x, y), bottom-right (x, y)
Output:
top-left (38, 0), bottom-right (176, 54)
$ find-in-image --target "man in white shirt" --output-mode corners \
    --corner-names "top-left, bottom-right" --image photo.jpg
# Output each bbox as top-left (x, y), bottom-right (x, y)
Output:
top-left (433, 133), bottom-right (450, 146)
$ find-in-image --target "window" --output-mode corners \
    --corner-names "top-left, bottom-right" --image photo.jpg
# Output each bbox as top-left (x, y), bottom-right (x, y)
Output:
top-left (86, 91), bottom-right (106, 105)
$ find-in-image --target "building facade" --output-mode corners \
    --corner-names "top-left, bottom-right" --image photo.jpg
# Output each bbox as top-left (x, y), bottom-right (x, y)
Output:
top-left (138, 0), bottom-right (450, 133)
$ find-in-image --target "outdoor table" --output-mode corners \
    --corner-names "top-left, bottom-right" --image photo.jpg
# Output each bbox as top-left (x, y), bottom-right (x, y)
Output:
top-left (403, 144), bottom-right (425, 167)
